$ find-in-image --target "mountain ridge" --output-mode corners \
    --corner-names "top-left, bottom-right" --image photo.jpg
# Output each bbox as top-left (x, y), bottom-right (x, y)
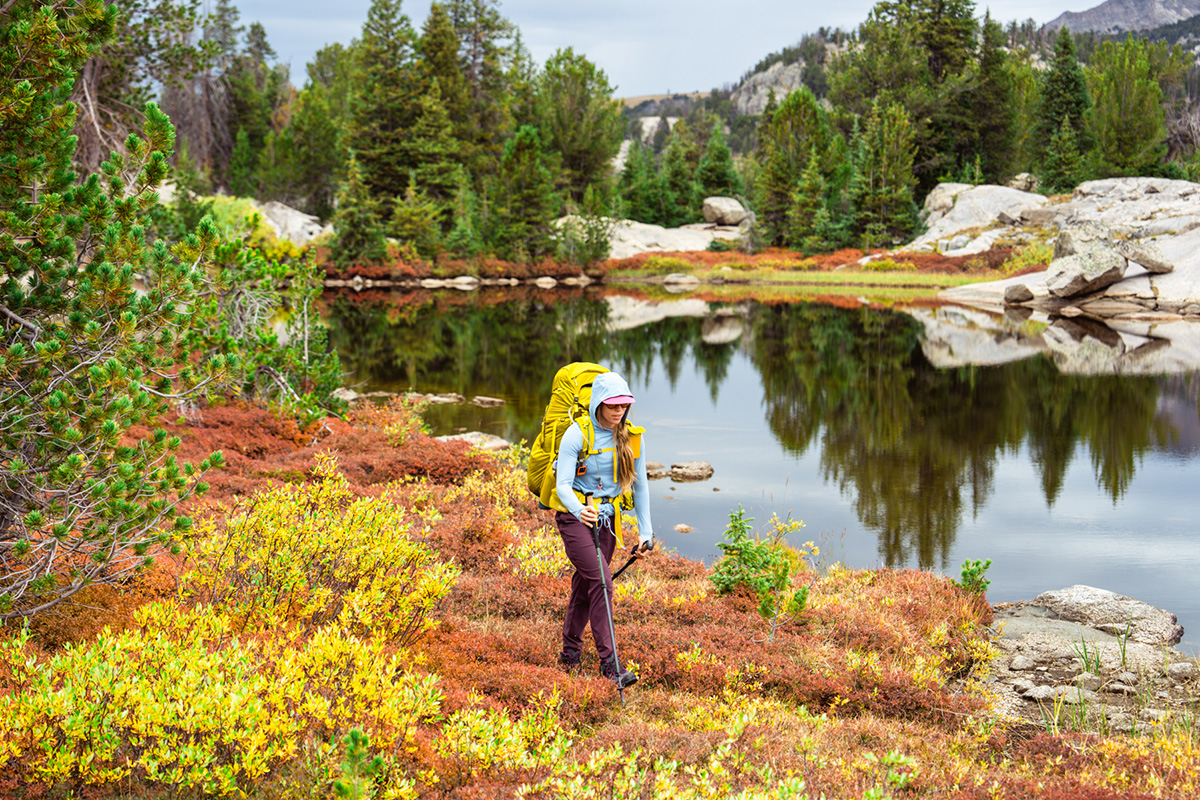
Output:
top-left (1046, 0), bottom-right (1200, 33)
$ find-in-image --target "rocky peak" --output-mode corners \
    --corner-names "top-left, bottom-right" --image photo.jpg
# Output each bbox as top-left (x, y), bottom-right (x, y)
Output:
top-left (1046, 0), bottom-right (1200, 34)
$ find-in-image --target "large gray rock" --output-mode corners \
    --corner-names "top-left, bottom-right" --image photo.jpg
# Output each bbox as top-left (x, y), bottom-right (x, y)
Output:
top-left (1115, 238), bottom-right (1173, 274)
top-left (602, 218), bottom-right (738, 259)
top-left (909, 184), bottom-right (1048, 251)
top-left (669, 461), bottom-right (714, 481)
top-left (1053, 220), bottom-right (1113, 259)
top-left (702, 196), bottom-right (748, 226)
top-left (1045, 244), bottom-right (1128, 297)
top-left (255, 200), bottom-right (332, 246)
top-left (1033, 585), bottom-right (1184, 645)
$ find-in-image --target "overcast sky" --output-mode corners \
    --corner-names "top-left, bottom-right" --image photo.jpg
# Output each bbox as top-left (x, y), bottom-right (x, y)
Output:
top-left (232, 0), bottom-right (1066, 98)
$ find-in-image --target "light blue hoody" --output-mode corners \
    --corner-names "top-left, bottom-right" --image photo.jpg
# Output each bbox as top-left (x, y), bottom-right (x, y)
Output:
top-left (554, 372), bottom-right (653, 545)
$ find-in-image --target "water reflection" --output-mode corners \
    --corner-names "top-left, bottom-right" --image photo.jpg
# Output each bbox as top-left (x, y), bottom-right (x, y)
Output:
top-left (325, 289), bottom-right (1197, 570)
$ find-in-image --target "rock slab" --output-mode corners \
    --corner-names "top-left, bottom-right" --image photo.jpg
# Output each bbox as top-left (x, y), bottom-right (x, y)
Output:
top-left (702, 196), bottom-right (748, 226)
top-left (1033, 585), bottom-right (1184, 645)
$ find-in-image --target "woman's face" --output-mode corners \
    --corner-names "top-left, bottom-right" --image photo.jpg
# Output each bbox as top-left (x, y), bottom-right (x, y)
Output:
top-left (597, 401), bottom-right (630, 430)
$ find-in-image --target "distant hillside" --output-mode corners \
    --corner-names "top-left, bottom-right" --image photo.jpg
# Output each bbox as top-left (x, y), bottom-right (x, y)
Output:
top-left (1046, 0), bottom-right (1200, 33)
top-left (1134, 8), bottom-right (1200, 41)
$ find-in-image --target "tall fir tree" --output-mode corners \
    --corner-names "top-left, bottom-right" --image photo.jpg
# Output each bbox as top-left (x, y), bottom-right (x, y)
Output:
top-left (536, 48), bottom-right (623, 201)
top-left (1087, 38), bottom-right (1167, 177)
top-left (333, 155), bottom-right (389, 269)
top-left (850, 99), bottom-right (920, 248)
top-left (401, 81), bottom-right (462, 205)
top-left (419, 3), bottom-right (471, 150)
top-left (661, 129), bottom-right (699, 225)
top-left (490, 125), bottom-right (559, 261)
top-left (391, 178), bottom-right (445, 259)
top-left (973, 13), bottom-right (1016, 182)
top-left (755, 88), bottom-right (835, 246)
top-left (695, 121), bottom-right (743, 198)
top-left (347, 0), bottom-right (421, 201)
top-left (1038, 26), bottom-right (1091, 158)
top-left (1040, 115), bottom-right (1083, 193)
top-left (229, 126), bottom-right (257, 196)
top-left (448, 0), bottom-right (516, 176)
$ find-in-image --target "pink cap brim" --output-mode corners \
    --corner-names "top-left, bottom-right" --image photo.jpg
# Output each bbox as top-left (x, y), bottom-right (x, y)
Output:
top-left (602, 395), bottom-right (635, 405)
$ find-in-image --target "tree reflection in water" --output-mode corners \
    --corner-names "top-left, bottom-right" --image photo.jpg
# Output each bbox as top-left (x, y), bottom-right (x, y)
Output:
top-left (325, 289), bottom-right (1179, 570)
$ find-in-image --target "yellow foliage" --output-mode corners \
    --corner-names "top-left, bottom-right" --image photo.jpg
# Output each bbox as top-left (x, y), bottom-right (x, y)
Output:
top-left (184, 456), bottom-right (459, 643)
top-left (0, 603), bottom-right (442, 794)
top-left (507, 524), bottom-right (570, 578)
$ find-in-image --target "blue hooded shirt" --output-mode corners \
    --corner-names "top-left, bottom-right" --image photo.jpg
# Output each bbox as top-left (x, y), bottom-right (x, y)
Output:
top-left (554, 371), bottom-right (653, 545)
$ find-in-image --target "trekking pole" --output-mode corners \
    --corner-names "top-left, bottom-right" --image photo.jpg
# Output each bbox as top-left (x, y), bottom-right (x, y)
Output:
top-left (612, 539), bottom-right (654, 582)
top-left (586, 493), bottom-right (635, 704)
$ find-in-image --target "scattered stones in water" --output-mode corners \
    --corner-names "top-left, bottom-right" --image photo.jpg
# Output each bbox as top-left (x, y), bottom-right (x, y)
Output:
top-left (470, 395), bottom-right (505, 407)
top-left (668, 461), bottom-right (714, 481)
top-left (673, 523), bottom-right (693, 534)
top-left (434, 431), bottom-right (511, 451)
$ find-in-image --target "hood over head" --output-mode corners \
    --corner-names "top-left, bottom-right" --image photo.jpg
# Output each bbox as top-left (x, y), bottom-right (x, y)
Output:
top-left (589, 371), bottom-right (635, 426)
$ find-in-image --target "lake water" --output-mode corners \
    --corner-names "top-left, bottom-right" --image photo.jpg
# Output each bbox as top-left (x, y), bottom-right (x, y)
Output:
top-left (327, 288), bottom-right (1200, 652)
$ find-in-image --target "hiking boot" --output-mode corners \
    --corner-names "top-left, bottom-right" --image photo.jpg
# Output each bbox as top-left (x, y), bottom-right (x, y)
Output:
top-left (599, 656), bottom-right (638, 689)
top-left (557, 649), bottom-right (581, 671)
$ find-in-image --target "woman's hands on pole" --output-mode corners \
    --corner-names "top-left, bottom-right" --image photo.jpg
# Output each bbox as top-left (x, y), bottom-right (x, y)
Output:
top-left (579, 494), bottom-right (599, 526)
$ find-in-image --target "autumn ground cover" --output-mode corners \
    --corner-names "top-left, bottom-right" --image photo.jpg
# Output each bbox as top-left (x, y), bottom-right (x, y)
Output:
top-left (3, 399), bottom-right (1195, 799)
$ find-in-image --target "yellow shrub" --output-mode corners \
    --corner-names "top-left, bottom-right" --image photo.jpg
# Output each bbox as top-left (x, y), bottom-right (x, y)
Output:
top-left (0, 603), bottom-right (442, 794)
top-left (184, 456), bottom-right (459, 643)
top-left (506, 524), bottom-right (570, 578)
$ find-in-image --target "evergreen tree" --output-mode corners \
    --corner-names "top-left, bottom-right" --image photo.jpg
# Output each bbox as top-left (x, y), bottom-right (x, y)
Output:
top-left (755, 88), bottom-right (835, 245)
top-left (851, 99), bottom-right (920, 248)
top-left (536, 48), bottom-right (623, 201)
top-left (1040, 116), bottom-right (1083, 193)
top-left (696, 121), bottom-right (743, 198)
top-left (402, 81), bottom-right (462, 205)
top-left (619, 140), bottom-right (667, 225)
top-left (346, 0), bottom-right (421, 201)
top-left (446, 171), bottom-right (485, 255)
top-left (829, 0), bottom-right (977, 191)
top-left (391, 179), bottom-right (445, 259)
top-left (448, 0), bottom-right (517, 175)
top-left (1008, 53), bottom-right (1042, 175)
top-left (419, 3), bottom-right (471, 146)
top-left (1087, 37), bottom-right (1167, 177)
top-left (287, 82), bottom-right (342, 219)
top-left (973, 13), bottom-right (1016, 182)
top-left (789, 147), bottom-right (826, 251)
top-left (1, 3), bottom-right (225, 617)
top-left (1038, 26), bottom-right (1091, 156)
top-left (490, 125), bottom-right (559, 261)
top-left (661, 130), bottom-right (699, 225)
top-left (333, 155), bottom-right (389, 269)
top-left (229, 126), bottom-right (257, 196)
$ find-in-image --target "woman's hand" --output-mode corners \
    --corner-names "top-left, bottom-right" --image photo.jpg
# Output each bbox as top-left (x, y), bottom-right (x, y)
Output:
top-left (578, 504), bottom-right (599, 525)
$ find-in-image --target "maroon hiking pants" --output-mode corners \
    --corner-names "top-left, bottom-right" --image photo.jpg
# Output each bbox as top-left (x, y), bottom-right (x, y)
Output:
top-left (555, 511), bottom-right (616, 660)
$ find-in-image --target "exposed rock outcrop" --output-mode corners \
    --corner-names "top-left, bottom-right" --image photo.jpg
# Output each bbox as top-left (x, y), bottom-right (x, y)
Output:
top-left (730, 61), bottom-right (805, 116)
top-left (1046, 0), bottom-right (1200, 34)
top-left (986, 586), bottom-right (1197, 728)
top-left (255, 200), bottom-right (332, 246)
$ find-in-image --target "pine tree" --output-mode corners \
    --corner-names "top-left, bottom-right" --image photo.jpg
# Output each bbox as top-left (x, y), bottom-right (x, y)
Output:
top-left (346, 0), bottom-right (421, 201)
top-left (851, 99), bottom-right (920, 248)
top-left (755, 88), bottom-right (834, 246)
top-left (536, 48), bottom-right (623, 201)
top-left (490, 125), bottom-right (559, 261)
top-left (696, 121), bottom-right (743, 198)
top-left (333, 155), bottom-right (389, 269)
top-left (973, 13), bottom-right (1016, 182)
top-left (1087, 38), bottom-right (1167, 177)
top-left (1, 3), bottom-right (225, 618)
top-left (1038, 26), bottom-right (1091, 155)
top-left (789, 148), bottom-right (826, 251)
top-left (419, 3), bottom-right (471, 147)
top-left (391, 179), bottom-right (445, 259)
top-left (661, 130), bottom-right (698, 226)
top-left (446, 171), bottom-right (485, 256)
top-left (402, 81), bottom-right (462, 205)
top-left (619, 140), bottom-right (667, 225)
top-left (1040, 115), bottom-right (1083, 193)
top-left (288, 82), bottom-right (342, 220)
top-left (229, 126), bottom-right (257, 197)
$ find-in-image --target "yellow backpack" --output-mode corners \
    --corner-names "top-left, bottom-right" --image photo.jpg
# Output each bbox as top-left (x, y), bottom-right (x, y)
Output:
top-left (527, 362), bottom-right (609, 511)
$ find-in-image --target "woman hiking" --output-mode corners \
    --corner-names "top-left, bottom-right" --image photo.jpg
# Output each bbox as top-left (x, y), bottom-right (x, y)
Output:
top-left (554, 371), bottom-right (654, 686)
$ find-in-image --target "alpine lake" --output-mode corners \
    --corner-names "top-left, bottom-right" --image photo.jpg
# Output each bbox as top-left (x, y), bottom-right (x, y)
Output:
top-left (326, 284), bottom-right (1200, 653)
